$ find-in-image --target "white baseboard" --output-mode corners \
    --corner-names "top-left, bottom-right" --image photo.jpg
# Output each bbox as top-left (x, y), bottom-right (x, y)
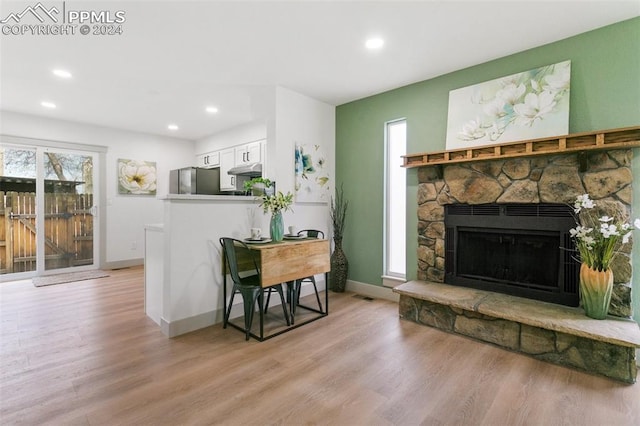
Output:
top-left (161, 309), bottom-right (223, 337)
top-left (345, 279), bottom-right (399, 302)
top-left (103, 258), bottom-right (144, 270)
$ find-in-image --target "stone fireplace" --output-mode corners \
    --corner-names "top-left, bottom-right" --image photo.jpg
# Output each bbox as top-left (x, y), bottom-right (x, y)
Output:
top-left (395, 147), bottom-right (640, 383)
top-left (417, 149), bottom-right (634, 317)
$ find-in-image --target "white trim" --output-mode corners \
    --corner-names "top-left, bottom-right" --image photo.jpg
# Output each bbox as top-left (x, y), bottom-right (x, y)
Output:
top-left (161, 310), bottom-right (221, 337)
top-left (104, 259), bottom-right (143, 270)
top-left (1, 134), bottom-right (108, 153)
top-left (381, 275), bottom-right (406, 288)
top-left (35, 149), bottom-right (45, 273)
top-left (346, 279), bottom-right (399, 302)
top-left (383, 119), bottom-right (407, 278)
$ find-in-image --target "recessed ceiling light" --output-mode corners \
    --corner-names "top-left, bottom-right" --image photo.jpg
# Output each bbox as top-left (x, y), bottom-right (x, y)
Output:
top-left (205, 106), bottom-right (218, 114)
top-left (52, 69), bottom-right (72, 78)
top-left (41, 101), bottom-right (56, 108)
top-left (167, 124), bottom-right (179, 131)
top-left (365, 38), bottom-right (384, 49)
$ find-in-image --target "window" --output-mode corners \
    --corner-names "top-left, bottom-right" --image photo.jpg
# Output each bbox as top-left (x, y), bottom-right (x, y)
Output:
top-left (384, 119), bottom-right (406, 280)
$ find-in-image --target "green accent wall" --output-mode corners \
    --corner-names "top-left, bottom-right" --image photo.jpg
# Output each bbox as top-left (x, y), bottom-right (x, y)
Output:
top-left (336, 18), bottom-right (640, 321)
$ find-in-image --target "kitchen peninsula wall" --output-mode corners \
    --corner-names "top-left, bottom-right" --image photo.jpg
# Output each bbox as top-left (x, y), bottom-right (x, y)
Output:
top-left (149, 86), bottom-right (336, 337)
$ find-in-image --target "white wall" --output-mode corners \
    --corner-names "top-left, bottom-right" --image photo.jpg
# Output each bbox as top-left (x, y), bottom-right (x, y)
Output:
top-left (0, 111), bottom-right (195, 266)
top-left (195, 121), bottom-right (267, 153)
top-left (272, 86), bottom-right (336, 237)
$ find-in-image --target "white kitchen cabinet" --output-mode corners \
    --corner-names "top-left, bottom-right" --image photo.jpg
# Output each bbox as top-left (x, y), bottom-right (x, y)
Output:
top-left (219, 148), bottom-right (237, 191)
top-left (196, 151), bottom-right (220, 168)
top-left (219, 140), bottom-right (264, 191)
top-left (235, 141), bottom-right (262, 165)
top-left (248, 141), bottom-right (262, 163)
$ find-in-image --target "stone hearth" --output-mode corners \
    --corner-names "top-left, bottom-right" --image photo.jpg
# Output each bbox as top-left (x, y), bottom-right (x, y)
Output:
top-left (394, 281), bottom-right (640, 383)
top-left (400, 148), bottom-right (639, 382)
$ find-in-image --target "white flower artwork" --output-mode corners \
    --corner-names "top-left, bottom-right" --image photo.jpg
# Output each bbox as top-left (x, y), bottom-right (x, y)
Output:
top-left (446, 60), bottom-right (571, 149)
top-left (118, 158), bottom-right (157, 195)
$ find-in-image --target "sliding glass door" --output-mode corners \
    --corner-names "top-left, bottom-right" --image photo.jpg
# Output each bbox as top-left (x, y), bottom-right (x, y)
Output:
top-left (41, 148), bottom-right (98, 272)
top-left (0, 143), bottom-right (100, 278)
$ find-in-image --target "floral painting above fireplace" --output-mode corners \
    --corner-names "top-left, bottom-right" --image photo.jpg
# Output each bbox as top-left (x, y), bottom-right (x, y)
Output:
top-left (445, 60), bottom-right (570, 150)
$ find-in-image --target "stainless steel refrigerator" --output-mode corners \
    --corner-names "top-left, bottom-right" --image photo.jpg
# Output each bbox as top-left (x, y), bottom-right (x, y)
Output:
top-left (169, 167), bottom-right (222, 195)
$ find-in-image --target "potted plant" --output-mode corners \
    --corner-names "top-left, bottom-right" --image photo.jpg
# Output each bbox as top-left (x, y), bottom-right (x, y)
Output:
top-left (244, 177), bottom-right (274, 196)
top-left (246, 178), bottom-right (293, 242)
top-left (329, 184), bottom-right (349, 292)
top-left (570, 194), bottom-right (639, 319)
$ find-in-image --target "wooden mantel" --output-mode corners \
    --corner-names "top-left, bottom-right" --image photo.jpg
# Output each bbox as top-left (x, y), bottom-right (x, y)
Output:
top-left (402, 126), bottom-right (640, 168)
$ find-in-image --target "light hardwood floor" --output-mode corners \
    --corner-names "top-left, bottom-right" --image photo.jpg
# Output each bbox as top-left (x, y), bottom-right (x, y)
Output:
top-left (1, 266), bottom-right (639, 425)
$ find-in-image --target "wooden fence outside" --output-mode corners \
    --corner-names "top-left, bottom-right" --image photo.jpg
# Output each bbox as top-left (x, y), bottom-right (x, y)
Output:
top-left (0, 191), bottom-right (94, 274)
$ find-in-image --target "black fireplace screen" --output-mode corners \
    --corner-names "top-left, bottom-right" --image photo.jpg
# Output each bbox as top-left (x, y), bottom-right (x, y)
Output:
top-left (444, 203), bottom-right (579, 307)
top-left (457, 230), bottom-right (558, 289)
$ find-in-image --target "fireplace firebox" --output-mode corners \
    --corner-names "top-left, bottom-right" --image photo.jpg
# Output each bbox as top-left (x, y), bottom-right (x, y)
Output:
top-left (444, 203), bottom-right (580, 307)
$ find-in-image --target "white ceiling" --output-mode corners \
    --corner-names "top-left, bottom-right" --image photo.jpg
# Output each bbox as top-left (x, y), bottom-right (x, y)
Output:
top-left (1, 1), bottom-right (638, 140)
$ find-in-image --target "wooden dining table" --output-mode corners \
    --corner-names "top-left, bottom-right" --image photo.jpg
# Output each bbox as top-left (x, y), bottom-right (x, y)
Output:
top-left (222, 237), bottom-right (331, 341)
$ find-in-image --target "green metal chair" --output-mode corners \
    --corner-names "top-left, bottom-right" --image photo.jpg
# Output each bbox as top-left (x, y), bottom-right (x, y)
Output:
top-left (219, 237), bottom-right (289, 340)
top-left (294, 229), bottom-right (324, 313)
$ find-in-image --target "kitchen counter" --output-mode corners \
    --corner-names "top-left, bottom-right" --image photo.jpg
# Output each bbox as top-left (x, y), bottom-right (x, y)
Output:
top-left (161, 194), bottom-right (254, 201)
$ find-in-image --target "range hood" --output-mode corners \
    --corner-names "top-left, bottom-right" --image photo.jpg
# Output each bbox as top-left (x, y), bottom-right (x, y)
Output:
top-left (227, 162), bottom-right (262, 177)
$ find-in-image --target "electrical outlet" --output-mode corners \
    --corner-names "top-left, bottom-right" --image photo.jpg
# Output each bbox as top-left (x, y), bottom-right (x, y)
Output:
top-left (131, 241), bottom-right (137, 250)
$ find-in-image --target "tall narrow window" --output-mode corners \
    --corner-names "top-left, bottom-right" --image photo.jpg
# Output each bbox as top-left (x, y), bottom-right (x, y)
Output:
top-left (384, 119), bottom-right (406, 280)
